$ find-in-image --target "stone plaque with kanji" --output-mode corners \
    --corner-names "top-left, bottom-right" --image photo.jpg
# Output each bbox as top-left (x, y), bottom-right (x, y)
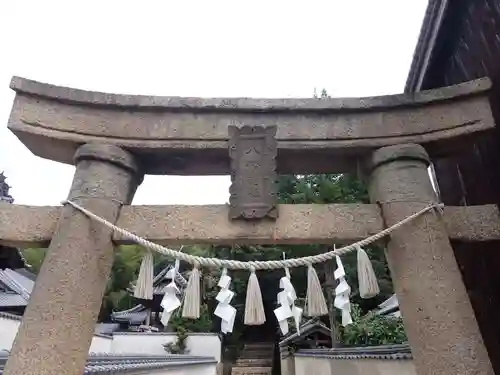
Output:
top-left (228, 125), bottom-right (278, 220)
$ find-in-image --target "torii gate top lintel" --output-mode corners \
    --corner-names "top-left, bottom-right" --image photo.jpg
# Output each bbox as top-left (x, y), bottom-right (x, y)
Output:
top-left (8, 76), bottom-right (494, 175)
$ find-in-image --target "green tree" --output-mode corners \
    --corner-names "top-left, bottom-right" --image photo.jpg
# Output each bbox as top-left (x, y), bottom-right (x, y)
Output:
top-left (340, 304), bottom-right (407, 346)
top-left (22, 248), bottom-right (47, 274)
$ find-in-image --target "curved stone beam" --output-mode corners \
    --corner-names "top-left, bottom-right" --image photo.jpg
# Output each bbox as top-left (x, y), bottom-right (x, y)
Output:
top-left (8, 76), bottom-right (494, 174)
top-left (1, 203), bottom-right (499, 248)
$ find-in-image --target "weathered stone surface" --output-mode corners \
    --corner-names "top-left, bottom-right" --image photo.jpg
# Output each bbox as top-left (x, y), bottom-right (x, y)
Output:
top-left (8, 76), bottom-right (494, 175)
top-left (239, 351), bottom-right (272, 359)
top-left (3, 144), bottom-right (142, 375)
top-left (368, 144), bottom-right (494, 375)
top-left (1, 203), bottom-right (500, 247)
top-left (232, 342), bottom-right (274, 375)
top-left (228, 125), bottom-right (278, 221)
top-left (231, 367), bottom-right (272, 375)
top-left (235, 359), bottom-right (273, 367)
top-left (243, 342), bottom-right (274, 352)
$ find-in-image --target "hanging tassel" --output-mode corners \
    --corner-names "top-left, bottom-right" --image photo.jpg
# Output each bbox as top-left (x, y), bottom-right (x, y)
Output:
top-left (134, 249), bottom-right (154, 300)
top-left (182, 264), bottom-right (201, 319)
top-left (305, 263), bottom-right (328, 317)
top-left (244, 267), bottom-right (266, 325)
top-left (356, 246), bottom-right (380, 299)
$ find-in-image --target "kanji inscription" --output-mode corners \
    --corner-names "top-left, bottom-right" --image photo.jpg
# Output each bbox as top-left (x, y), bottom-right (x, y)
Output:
top-left (228, 125), bottom-right (278, 220)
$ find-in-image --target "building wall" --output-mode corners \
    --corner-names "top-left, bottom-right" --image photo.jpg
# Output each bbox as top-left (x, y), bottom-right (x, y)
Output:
top-left (0, 315), bottom-right (19, 351)
top-left (0, 314), bottom-right (113, 353)
top-left (413, 1), bottom-right (500, 371)
top-left (111, 332), bottom-right (221, 362)
top-left (89, 334), bottom-right (113, 353)
top-left (0, 314), bottom-right (220, 360)
top-left (293, 355), bottom-right (416, 375)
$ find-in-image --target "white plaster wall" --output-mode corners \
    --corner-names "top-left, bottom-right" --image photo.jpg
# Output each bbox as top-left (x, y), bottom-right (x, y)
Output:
top-left (89, 335), bottom-right (113, 353)
top-left (294, 355), bottom-right (416, 375)
top-left (111, 333), bottom-right (221, 362)
top-left (0, 316), bottom-right (19, 351)
top-left (0, 315), bottom-right (112, 354)
top-left (280, 356), bottom-right (295, 375)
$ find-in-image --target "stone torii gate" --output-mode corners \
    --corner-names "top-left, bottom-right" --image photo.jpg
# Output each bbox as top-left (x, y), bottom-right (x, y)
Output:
top-left (1, 76), bottom-right (499, 375)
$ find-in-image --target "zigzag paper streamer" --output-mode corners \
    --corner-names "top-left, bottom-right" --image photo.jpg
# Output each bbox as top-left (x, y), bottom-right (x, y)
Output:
top-left (160, 259), bottom-right (181, 327)
top-left (274, 268), bottom-right (302, 335)
top-left (214, 269), bottom-right (237, 334)
top-left (334, 255), bottom-right (353, 327)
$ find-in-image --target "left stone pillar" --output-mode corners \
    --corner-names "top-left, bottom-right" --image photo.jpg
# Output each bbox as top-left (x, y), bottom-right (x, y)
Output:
top-left (4, 143), bottom-right (143, 375)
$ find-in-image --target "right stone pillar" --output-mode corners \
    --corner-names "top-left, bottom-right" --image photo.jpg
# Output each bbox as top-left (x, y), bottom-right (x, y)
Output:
top-left (368, 144), bottom-right (493, 375)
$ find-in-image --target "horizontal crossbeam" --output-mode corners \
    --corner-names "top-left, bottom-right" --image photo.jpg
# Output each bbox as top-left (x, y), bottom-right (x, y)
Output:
top-left (8, 76), bottom-right (494, 175)
top-left (1, 203), bottom-right (499, 248)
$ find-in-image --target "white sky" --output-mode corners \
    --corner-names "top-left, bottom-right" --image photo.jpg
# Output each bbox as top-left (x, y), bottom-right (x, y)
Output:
top-left (0, 0), bottom-right (428, 206)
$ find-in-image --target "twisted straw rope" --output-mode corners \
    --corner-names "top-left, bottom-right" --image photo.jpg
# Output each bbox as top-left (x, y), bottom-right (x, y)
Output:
top-left (63, 200), bottom-right (442, 270)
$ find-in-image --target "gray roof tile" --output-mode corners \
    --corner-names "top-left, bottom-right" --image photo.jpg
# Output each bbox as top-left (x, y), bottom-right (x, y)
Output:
top-left (0, 353), bottom-right (217, 374)
top-left (295, 344), bottom-right (413, 360)
top-left (0, 269), bottom-right (35, 307)
top-left (0, 294), bottom-right (27, 308)
top-left (279, 318), bottom-right (331, 347)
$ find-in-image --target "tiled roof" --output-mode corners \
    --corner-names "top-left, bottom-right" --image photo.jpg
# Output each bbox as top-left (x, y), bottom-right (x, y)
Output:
top-left (295, 344), bottom-right (413, 360)
top-left (371, 294), bottom-right (401, 318)
top-left (94, 323), bottom-right (120, 335)
top-left (279, 318), bottom-right (331, 347)
top-left (0, 294), bottom-right (27, 308)
top-left (0, 352), bottom-right (217, 374)
top-left (0, 312), bottom-right (22, 321)
top-left (114, 265), bottom-right (188, 325)
top-left (129, 265), bottom-right (188, 295)
top-left (0, 269), bottom-right (35, 307)
top-left (111, 305), bottom-right (149, 325)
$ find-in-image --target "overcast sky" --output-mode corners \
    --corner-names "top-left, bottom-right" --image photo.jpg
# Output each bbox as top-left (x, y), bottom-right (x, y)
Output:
top-left (0, 0), bottom-right (428, 206)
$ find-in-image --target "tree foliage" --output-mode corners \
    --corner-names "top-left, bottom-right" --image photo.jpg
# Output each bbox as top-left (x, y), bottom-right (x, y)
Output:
top-left (340, 304), bottom-right (407, 346)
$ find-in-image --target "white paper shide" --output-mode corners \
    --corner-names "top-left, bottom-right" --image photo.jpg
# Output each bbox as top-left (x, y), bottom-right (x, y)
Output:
top-left (214, 269), bottom-right (237, 334)
top-left (160, 259), bottom-right (182, 327)
top-left (274, 269), bottom-right (303, 335)
top-left (334, 255), bottom-right (353, 326)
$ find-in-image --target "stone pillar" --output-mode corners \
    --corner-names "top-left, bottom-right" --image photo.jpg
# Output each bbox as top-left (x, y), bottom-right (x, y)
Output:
top-left (367, 144), bottom-right (493, 375)
top-left (4, 144), bottom-right (142, 375)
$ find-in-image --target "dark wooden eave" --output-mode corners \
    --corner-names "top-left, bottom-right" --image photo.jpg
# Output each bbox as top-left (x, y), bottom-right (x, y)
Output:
top-left (405, 0), bottom-right (449, 92)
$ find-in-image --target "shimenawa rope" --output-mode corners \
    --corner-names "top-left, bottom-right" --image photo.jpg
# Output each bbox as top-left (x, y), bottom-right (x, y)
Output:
top-left (62, 200), bottom-right (442, 271)
top-left (62, 199), bottom-right (442, 326)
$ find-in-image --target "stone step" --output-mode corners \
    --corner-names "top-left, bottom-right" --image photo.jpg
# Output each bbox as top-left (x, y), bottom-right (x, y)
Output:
top-left (239, 351), bottom-right (273, 359)
top-left (243, 343), bottom-right (275, 350)
top-left (231, 366), bottom-right (273, 375)
top-left (235, 358), bottom-right (273, 367)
